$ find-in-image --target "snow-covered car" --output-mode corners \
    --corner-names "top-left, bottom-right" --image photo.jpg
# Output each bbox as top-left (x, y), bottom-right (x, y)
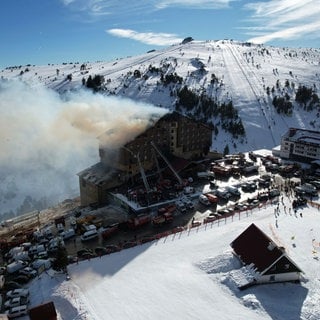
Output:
top-left (6, 289), bottom-right (29, 299)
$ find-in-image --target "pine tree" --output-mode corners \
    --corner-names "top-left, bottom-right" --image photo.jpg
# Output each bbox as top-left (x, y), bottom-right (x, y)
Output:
top-left (223, 144), bottom-right (229, 156)
top-left (52, 240), bottom-right (69, 272)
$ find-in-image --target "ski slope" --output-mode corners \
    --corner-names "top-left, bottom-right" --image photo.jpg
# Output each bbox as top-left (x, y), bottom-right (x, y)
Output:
top-left (24, 195), bottom-right (320, 320)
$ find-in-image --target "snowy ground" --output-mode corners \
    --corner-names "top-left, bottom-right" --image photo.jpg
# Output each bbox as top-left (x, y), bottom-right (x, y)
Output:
top-left (24, 192), bottom-right (320, 320)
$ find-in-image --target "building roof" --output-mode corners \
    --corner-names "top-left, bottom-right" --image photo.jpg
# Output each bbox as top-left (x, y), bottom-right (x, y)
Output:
top-left (283, 128), bottom-right (320, 145)
top-left (77, 162), bottom-right (114, 185)
top-left (29, 301), bottom-right (57, 320)
top-left (230, 223), bottom-right (285, 273)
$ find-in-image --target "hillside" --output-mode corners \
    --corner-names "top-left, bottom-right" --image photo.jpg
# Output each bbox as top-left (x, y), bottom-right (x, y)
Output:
top-left (1, 39), bottom-right (320, 217)
top-left (2, 40), bottom-right (320, 151)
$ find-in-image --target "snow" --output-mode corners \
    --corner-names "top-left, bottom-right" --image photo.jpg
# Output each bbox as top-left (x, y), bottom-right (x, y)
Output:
top-left (1, 40), bottom-right (320, 318)
top-left (1, 40), bottom-right (320, 217)
top-left (1, 40), bottom-right (320, 154)
top-left (22, 194), bottom-right (320, 320)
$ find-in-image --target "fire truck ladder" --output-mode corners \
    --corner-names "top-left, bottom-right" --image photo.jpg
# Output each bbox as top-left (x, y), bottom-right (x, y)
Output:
top-left (123, 146), bottom-right (151, 194)
top-left (136, 152), bottom-right (151, 194)
top-left (150, 141), bottom-right (183, 185)
top-left (152, 148), bottom-right (162, 180)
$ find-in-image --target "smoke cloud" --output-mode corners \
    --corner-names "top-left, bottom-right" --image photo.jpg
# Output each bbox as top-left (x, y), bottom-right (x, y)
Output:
top-left (0, 79), bottom-right (167, 218)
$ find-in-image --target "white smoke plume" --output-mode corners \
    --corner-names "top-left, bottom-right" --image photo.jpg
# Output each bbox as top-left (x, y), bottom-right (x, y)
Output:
top-left (0, 79), bottom-right (167, 218)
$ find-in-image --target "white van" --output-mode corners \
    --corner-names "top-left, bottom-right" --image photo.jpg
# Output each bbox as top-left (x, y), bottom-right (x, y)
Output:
top-left (61, 228), bottom-right (76, 240)
top-left (81, 229), bottom-right (98, 241)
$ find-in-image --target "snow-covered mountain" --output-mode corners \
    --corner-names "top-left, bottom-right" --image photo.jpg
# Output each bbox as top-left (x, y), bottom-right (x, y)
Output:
top-left (1, 39), bottom-right (319, 217)
top-left (2, 39), bottom-right (320, 151)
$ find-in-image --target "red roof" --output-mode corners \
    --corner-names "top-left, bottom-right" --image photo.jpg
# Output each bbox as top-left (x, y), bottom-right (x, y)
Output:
top-left (230, 223), bottom-right (283, 273)
top-left (29, 301), bottom-right (57, 320)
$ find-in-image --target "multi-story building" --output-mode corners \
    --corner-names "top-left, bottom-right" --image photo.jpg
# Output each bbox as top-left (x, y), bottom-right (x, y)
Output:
top-left (78, 112), bottom-right (212, 207)
top-left (280, 128), bottom-right (320, 163)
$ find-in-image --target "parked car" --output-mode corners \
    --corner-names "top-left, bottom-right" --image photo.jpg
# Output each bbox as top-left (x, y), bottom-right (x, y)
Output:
top-left (60, 228), bottom-right (76, 241)
top-left (181, 198), bottom-right (194, 210)
top-left (269, 188), bottom-right (281, 198)
top-left (295, 184), bottom-right (317, 197)
top-left (226, 186), bottom-right (241, 197)
top-left (215, 188), bottom-right (231, 201)
top-left (4, 296), bottom-right (29, 310)
top-left (199, 194), bottom-right (210, 206)
top-left (77, 249), bottom-right (94, 258)
top-left (204, 193), bottom-right (219, 204)
top-left (175, 201), bottom-right (187, 214)
top-left (105, 245), bottom-right (121, 254)
top-left (3, 281), bottom-right (22, 291)
top-left (241, 181), bottom-right (257, 192)
top-left (13, 275), bottom-right (30, 284)
top-left (309, 180), bottom-right (320, 190)
top-left (183, 186), bottom-right (195, 194)
top-left (5, 305), bottom-right (28, 318)
top-left (217, 208), bottom-right (232, 216)
top-left (79, 251), bottom-right (95, 260)
top-left (28, 244), bottom-right (46, 256)
top-left (258, 193), bottom-right (269, 202)
top-left (257, 178), bottom-right (270, 188)
top-left (6, 289), bottom-right (29, 299)
top-left (81, 229), bottom-right (98, 242)
top-left (35, 250), bottom-right (48, 260)
top-left (6, 260), bottom-right (28, 274)
top-left (47, 237), bottom-right (65, 253)
top-left (31, 259), bottom-right (51, 271)
top-left (19, 267), bottom-right (37, 278)
top-left (94, 247), bottom-right (108, 256)
top-left (101, 223), bottom-right (119, 240)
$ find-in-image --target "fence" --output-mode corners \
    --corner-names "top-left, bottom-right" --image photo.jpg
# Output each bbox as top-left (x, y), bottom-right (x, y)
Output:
top-left (135, 198), bottom-right (279, 246)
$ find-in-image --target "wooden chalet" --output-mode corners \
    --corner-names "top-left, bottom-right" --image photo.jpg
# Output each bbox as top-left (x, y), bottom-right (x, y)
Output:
top-left (230, 223), bottom-right (303, 285)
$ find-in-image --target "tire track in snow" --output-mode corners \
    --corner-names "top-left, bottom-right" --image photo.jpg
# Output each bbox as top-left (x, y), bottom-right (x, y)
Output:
top-left (228, 44), bottom-right (292, 134)
top-left (222, 43), bottom-right (277, 146)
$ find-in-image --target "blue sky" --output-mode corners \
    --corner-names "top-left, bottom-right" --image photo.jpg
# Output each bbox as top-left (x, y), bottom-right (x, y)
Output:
top-left (1, 0), bottom-right (320, 69)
